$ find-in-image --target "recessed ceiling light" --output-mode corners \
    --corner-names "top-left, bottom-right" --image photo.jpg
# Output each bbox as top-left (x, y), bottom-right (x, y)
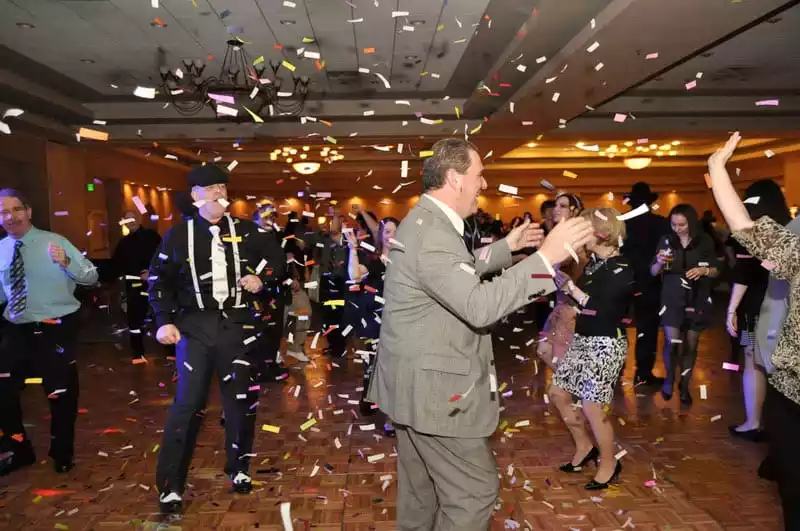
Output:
top-left (526, 142), bottom-right (537, 148)
top-left (80, 59), bottom-right (96, 64)
top-left (280, 19), bottom-right (296, 25)
top-left (16, 22), bottom-right (35, 29)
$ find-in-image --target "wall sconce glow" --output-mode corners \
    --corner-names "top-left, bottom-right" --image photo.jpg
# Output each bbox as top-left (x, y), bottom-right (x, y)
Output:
top-left (292, 162), bottom-right (320, 175)
top-left (624, 157), bottom-right (652, 170)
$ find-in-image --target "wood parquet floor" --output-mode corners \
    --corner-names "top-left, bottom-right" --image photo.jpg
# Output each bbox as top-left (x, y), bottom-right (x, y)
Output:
top-left (0, 315), bottom-right (782, 530)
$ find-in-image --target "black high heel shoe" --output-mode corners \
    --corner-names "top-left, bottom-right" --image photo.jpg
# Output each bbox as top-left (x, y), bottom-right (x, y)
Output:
top-left (585, 460), bottom-right (622, 490)
top-left (559, 447), bottom-right (599, 473)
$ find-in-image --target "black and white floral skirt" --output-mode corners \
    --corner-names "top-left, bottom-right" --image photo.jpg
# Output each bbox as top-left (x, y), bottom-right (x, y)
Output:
top-left (553, 334), bottom-right (627, 404)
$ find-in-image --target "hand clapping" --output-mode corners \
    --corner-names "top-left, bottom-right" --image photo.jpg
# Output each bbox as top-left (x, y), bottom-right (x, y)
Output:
top-left (505, 220), bottom-right (545, 252)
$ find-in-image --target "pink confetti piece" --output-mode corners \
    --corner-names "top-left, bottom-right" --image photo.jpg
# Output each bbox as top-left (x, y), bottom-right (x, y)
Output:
top-left (644, 480), bottom-right (657, 487)
top-left (613, 113), bottom-right (627, 123)
top-left (755, 99), bottom-right (779, 107)
top-left (53, 211), bottom-right (69, 217)
top-left (685, 80), bottom-right (697, 90)
top-left (722, 362), bottom-right (740, 371)
top-left (645, 52), bottom-right (659, 59)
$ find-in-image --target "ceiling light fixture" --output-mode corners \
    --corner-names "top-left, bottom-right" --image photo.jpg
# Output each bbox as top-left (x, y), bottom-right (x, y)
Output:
top-left (624, 157), bottom-right (652, 170)
top-left (16, 22), bottom-right (35, 29)
top-left (280, 19), bottom-right (296, 25)
top-left (293, 161), bottom-right (321, 175)
top-left (526, 142), bottom-right (537, 148)
top-left (158, 39), bottom-right (310, 117)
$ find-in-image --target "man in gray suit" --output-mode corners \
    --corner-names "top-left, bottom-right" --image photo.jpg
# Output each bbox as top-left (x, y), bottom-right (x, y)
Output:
top-left (367, 138), bottom-right (595, 530)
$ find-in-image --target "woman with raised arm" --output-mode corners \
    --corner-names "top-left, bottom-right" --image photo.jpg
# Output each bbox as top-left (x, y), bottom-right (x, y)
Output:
top-left (536, 192), bottom-right (586, 369)
top-left (708, 132), bottom-right (800, 530)
top-left (344, 216), bottom-right (400, 437)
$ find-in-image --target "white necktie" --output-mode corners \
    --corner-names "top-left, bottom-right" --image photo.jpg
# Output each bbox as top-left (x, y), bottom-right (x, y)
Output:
top-left (208, 225), bottom-right (228, 308)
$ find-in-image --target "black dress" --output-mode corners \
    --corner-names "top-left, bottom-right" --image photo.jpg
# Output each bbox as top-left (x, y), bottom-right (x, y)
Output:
top-left (729, 238), bottom-right (770, 345)
top-left (655, 232), bottom-right (719, 331)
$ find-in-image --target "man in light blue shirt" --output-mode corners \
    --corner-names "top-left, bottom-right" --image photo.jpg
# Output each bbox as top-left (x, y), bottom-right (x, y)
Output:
top-left (0, 187), bottom-right (98, 477)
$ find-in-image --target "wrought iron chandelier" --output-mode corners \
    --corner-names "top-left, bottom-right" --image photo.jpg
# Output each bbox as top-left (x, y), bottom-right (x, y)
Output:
top-left (158, 39), bottom-right (310, 118)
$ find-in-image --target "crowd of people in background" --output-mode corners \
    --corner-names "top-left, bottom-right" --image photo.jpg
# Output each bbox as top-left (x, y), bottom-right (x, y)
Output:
top-left (1, 134), bottom-right (798, 528)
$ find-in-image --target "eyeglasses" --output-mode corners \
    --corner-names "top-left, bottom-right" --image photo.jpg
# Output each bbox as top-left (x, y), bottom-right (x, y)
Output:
top-left (0, 206), bottom-right (26, 218)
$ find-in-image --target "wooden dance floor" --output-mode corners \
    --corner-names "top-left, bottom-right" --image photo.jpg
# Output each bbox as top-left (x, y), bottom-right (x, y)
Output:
top-left (0, 318), bottom-right (781, 530)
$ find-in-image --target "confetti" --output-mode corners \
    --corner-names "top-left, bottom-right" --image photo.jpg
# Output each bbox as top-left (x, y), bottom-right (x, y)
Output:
top-left (613, 113), bottom-right (627, 123)
top-left (722, 362), bottom-right (740, 371)
top-left (587, 41), bottom-right (600, 53)
top-left (617, 203), bottom-right (649, 221)
top-left (499, 184), bottom-right (518, 195)
top-left (711, 414), bottom-right (722, 422)
top-left (646, 52), bottom-right (659, 59)
top-left (755, 99), bottom-right (779, 106)
top-left (280, 501), bottom-right (294, 530)
top-left (133, 86), bottom-right (156, 99)
top-left (700, 385), bottom-right (708, 400)
top-left (562, 170), bottom-right (577, 179)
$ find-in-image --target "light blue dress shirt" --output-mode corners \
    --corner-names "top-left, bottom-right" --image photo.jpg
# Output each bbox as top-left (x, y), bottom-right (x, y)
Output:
top-left (0, 226), bottom-right (99, 324)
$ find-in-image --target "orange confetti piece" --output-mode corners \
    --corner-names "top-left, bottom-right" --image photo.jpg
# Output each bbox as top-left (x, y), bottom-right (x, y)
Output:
top-left (363, 47), bottom-right (375, 54)
top-left (42, 318), bottom-right (61, 325)
top-left (32, 489), bottom-right (76, 497)
top-left (305, 260), bottom-right (316, 267)
top-left (315, 59), bottom-right (325, 70)
top-left (99, 428), bottom-right (124, 434)
top-left (11, 433), bottom-right (24, 443)
top-left (320, 120), bottom-right (333, 127)
top-left (703, 173), bottom-right (712, 188)
top-left (132, 357), bottom-right (147, 365)
top-left (153, 17), bottom-right (166, 26)
top-left (273, 43), bottom-right (283, 50)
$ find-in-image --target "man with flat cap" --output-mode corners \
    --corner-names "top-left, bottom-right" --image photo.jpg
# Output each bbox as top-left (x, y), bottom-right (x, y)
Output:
top-left (148, 165), bottom-right (285, 514)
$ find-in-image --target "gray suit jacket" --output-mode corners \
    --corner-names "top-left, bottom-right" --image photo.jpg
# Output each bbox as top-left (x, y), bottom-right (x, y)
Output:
top-left (367, 196), bottom-right (556, 438)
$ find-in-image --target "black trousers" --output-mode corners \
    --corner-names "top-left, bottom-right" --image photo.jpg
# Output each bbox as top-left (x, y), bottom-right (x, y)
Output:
top-left (764, 384), bottom-right (800, 531)
top-left (155, 311), bottom-right (258, 494)
top-left (0, 311), bottom-right (80, 462)
top-left (633, 291), bottom-right (661, 379)
top-left (126, 286), bottom-right (149, 357)
top-left (255, 298), bottom-right (286, 369)
top-left (321, 285), bottom-right (347, 355)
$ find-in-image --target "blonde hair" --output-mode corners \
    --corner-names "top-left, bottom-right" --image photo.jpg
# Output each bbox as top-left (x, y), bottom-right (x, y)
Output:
top-left (582, 207), bottom-right (626, 248)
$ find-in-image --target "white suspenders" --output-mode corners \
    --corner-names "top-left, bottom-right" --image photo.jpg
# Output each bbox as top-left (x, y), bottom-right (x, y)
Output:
top-left (225, 214), bottom-right (243, 308)
top-left (186, 215), bottom-right (243, 311)
top-left (186, 218), bottom-right (205, 310)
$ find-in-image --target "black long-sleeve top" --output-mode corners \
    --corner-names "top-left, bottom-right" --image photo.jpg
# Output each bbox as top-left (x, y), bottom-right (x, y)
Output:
top-left (655, 232), bottom-right (719, 321)
top-left (112, 226), bottom-right (162, 277)
top-left (148, 214), bottom-right (285, 329)
top-left (574, 255), bottom-right (635, 338)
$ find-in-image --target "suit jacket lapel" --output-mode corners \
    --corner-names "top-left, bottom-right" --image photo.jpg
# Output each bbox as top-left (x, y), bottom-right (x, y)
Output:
top-left (417, 196), bottom-right (469, 255)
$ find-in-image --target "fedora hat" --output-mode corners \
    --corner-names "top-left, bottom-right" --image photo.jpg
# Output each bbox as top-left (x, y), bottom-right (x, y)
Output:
top-left (624, 182), bottom-right (658, 205)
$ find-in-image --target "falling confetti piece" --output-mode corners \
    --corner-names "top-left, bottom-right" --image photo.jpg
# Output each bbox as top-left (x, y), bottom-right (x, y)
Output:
top-left (765, 149), bottom-right (775, 158)
top-left (499, 184), bottom-right (518, 195)
top-left (685, 80), bottom-right (697, 90)
top-left (363, 47), bottom-right (376, 54)
top-left (587, 41), bottom-right (600, 53)
top-left (613, 113), bottom-right (627, 123)
top-left (133, 86), bottom-right (156, 99)
top-left (562, 170), bottom-right (577, 179)
top-left (77, 127), bottom-right (109, 141)
top-left (755, 99), bottom-right (779, 106)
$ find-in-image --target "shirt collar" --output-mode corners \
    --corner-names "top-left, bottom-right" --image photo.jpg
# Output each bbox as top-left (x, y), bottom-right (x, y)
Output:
top-left (17, 226), bottom-right (39, 244)
top-left (424, 194), bottom-right (464, 236)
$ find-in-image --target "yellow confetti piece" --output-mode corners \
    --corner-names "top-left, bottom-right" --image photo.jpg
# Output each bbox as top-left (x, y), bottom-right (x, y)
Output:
top-left (323, 299), bottom-right (345, 307)
top-left (78, 127), bottom-right (109, 141)
top-left (253, 55), bottom-right (265, 66)
top-left (281, 60), bottom-right (296, 72)
top-left (325, 135), bottom-right (337, 144)
top-left (420, 72), bottom-right (428, 77)
top-left (262, 424), bottom-right (281, 434)
top-left (437, 24), bottom-right (445, 31)
top-left (33, 495), bottom-right (43, 503)
top-left (420, 150), bottom-right (434, 158)
top-left (222, 236), bottom-right (243, 243)
top-left (302, 37), bottom-right (315, 43)
top-left (563, 170), bottom-right (578, 179)
top-left (300, 418), bottom-right (317, 431)
top-left (454, 38), bottom-right (467, 44)
top-left (470, 123), bottom-right (483, 134)
top-left (283, 452), bottom-right (291, 460)
top-left (498, 420), bottom-right (508, 431)
top-left (152, 444), bottom-right (160, 453)
top-left (55, 524), bottom-right (69, 530)
top-left (454, 106), bottom-right (461, 119)
top-left (24, 378), bottom-right (43, 385)
top-left (498, 382), bottom-right (508, 393)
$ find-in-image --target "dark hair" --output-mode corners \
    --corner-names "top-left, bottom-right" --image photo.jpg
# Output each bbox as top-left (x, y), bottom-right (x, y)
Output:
top-left (668, 204), bottom-right (702, 239)
top-left (540, 200), bottom-right (555, 214)
top-left (377, 216), bottom-right (400, 250)
top-left (744, 179), bottom-right (790, 226)
top-left (0, 188), bottom-right (29, 208)
top-left (509, 216), bottom-right (523, 229)
top-left (555, 192), bottom-right (584, 216)
top-left (523, 211), bottom-right (533, 221)
top-left (422, 138), bottom-right (478, 192)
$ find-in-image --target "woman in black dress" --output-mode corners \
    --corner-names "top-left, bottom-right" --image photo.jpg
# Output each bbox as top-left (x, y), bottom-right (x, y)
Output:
top-left (727, 180), bottom-right (790, 441)
top-left (344, 216), bottom-right (399, 436)
top-left (651, 204), bottom-right (720, 405)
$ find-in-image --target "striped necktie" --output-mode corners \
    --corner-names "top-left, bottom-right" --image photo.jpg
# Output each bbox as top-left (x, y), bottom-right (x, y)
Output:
top-left (8, 240), bottom-right (27, 319)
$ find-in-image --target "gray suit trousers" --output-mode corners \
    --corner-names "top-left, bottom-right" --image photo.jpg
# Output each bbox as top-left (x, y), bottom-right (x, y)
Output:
top-left (395, 424), bottom-right (499, 531)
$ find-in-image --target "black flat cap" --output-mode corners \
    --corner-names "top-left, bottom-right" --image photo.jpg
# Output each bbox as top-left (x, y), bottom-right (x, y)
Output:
top-left (188, 165), bottom-right (229, 188)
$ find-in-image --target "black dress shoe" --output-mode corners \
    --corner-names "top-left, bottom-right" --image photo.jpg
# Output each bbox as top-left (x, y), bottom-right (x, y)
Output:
top-left (159, 492), bottom-right (183, 514)
top-left (231, 472), bottom-right (253, 494)
top-left (383, 424), bottom-right (396, 438)
top-left (729, 425), bottom-right (766, 442)
top-left (54, 459), bottom-right (75, 474)
top-left (585, 460), bottom-right (622, 490)
top-left (0, 449), bottom-right (36, 477)
top-left (560, 447), bottom-right (599, 473)
top-left (660, 383), bottom-right (673, 401)
top-left (359, 400), bottom-right (377, 417)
